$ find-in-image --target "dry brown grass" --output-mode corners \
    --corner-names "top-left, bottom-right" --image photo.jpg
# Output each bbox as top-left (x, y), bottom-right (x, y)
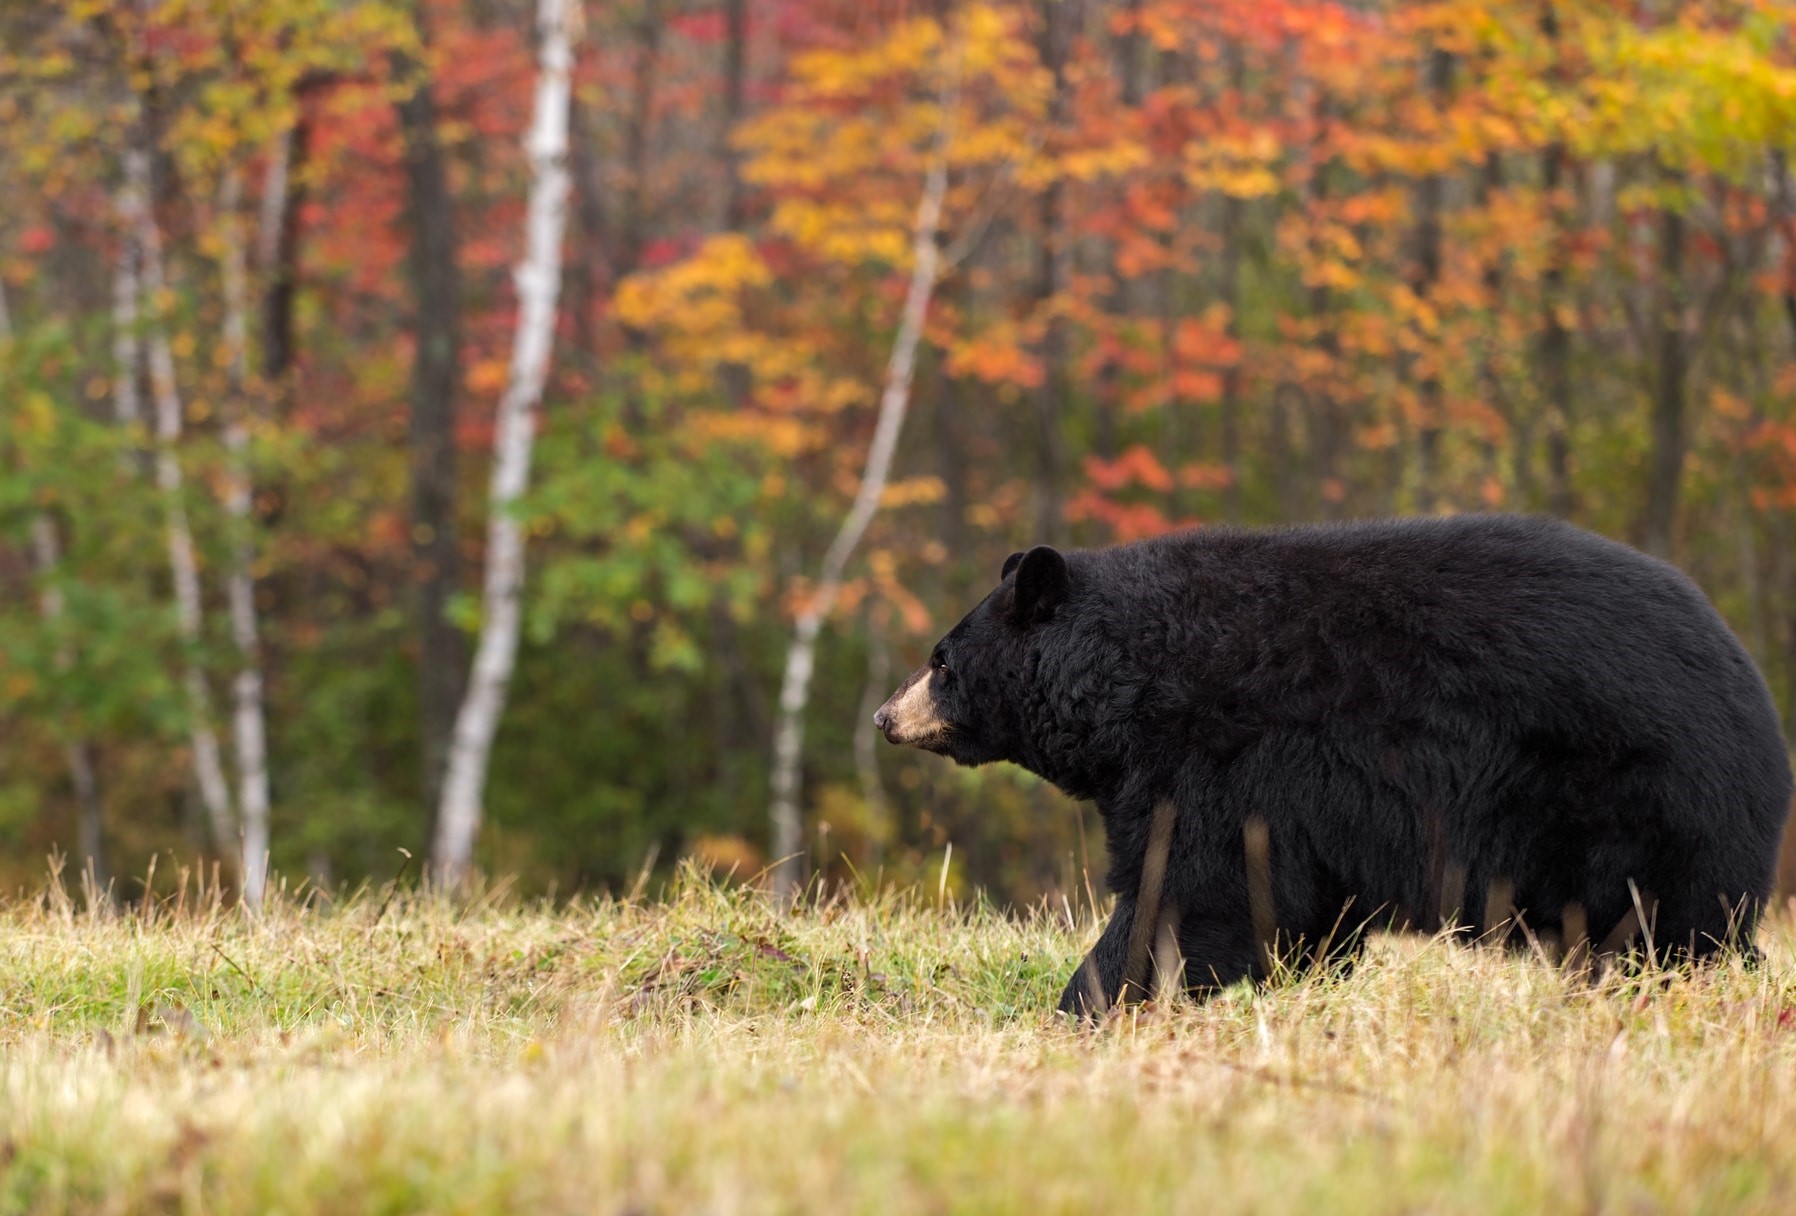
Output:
top-left (2, 864), bottom-right (1794, 1213)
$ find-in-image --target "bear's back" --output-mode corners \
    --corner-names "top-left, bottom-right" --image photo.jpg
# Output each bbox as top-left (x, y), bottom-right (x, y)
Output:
top-left (1097, 515), bottom-right (1783, 769)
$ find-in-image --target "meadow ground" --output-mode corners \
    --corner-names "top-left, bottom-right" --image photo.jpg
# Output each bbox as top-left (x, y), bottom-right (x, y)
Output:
top-left (3, 863), bottom-right (1796, 1214)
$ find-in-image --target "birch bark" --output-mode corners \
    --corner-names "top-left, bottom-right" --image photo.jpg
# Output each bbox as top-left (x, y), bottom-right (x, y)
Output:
top-left (219, 164), bottom-right (273, 905)
top-left (124, 148), bottom-right (240, 862)
top-left (431, 0), bottom-right (576, 884)
top-left (112, 195), bottom-right (142, 431)
top-left (766, 78), bottom-right (956, 898)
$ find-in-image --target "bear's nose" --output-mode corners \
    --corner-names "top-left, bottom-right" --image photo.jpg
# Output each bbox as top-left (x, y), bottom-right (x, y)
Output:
top-left (873, 707), bottom-right (890, 731)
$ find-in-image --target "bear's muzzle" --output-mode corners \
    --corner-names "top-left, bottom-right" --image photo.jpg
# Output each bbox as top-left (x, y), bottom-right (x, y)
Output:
top-left (874, 667), bottom-right (948, 747)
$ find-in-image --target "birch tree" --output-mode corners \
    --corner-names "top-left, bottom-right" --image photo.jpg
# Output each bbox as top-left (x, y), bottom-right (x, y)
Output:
top-left (218, 164), bottom-right (273, 906)
top-left (766, 76), bottom-right (957, 899)
top-left (431, 0), bottom-right (577, 885)
top-left (124, 147), bottom-right (240, 862)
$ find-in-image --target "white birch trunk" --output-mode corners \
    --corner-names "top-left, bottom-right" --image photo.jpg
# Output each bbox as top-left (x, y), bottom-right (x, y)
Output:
top-left (111, 196), bottom-right (142, 430)
top-left (766, 104), bottom-right (955, 899)
top-left (4, 284), bottom-right (109, 892)
top-left (123, 148), bottom-right (240, 862)
top-left (431, 0), bottom-right (576, 885)
top-left (219, 164), bottom-right (273, 907)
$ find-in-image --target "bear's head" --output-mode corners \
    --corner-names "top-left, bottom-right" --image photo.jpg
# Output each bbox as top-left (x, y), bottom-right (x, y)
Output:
top-left (874, 544), bottom-right (1074, 773)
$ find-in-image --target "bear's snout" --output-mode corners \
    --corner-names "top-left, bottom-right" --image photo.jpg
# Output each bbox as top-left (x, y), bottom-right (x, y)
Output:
top-left (875, 668), bottom-right (947, 747)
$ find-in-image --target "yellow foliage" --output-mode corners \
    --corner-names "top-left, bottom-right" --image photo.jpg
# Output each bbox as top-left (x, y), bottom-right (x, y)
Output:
top-left (16, 391), bottom-right (56, 439)
top-left (613, 234), bottom-right (773, 346)
top-left (690, 412), bottom-right (817, 459)
top-left (879, 477), bottom-right (947, 510)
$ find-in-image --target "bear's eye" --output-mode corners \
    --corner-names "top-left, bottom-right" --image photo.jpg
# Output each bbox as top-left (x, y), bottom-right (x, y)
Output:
top-left (930, 654), bottom-right (949, 674)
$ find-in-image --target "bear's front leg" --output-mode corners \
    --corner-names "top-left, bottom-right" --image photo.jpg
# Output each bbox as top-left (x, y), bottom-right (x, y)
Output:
top-left (1056, 895), bottom-right (1138, 1018)
top-left (1058, 897), bottom-right (1263, 1019)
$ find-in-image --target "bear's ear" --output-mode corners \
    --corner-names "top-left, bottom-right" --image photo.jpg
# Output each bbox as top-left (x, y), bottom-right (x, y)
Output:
top-left (1012, 545), bottom-right (1068, 625)
top-left (1001, 551), bottom-right (1025, 581)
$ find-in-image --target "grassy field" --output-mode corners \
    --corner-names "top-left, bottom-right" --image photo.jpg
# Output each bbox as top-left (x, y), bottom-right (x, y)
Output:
top-left (4, 865), bottom-right (1796, 1214)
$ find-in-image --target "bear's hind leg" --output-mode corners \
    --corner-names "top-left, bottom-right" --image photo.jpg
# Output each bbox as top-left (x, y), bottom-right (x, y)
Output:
top-left (1174, 914), bottom-right (1260, 997)
top-left (1644, 875), bottom-right (1765, 966)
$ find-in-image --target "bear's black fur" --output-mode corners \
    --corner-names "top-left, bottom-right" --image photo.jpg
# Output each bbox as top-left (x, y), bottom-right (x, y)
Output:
top-left (873, 516), bottom-right (1793, 1016)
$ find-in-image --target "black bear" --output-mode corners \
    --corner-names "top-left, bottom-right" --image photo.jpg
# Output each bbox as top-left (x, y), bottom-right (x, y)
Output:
top-left (873, 516), bottom-right (1793, 1016)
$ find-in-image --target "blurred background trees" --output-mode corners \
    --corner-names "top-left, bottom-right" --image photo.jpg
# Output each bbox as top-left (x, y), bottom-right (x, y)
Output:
top-left (5, 0), bottom-right (1796, 905)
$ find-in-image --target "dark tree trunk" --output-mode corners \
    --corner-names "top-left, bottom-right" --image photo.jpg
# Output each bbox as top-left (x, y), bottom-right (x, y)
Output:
top-left (1217, 39), bottom-right (1248, 523)
top-left (261, 116), bottom-right (308, 385)
top-left (1219, 192), bottom-right (1245, 523)
top-left (566, 94), bottom-right (611, 355)
top-left (619, 0), bottom-right (662, 281)
top-left (1094, 0), bottom-right (1144, 464)
top-left (1641, 189), bottom-right (1686, 560)
top-left (1305, 100), bottom-right (1344, 520)
top-left (394, 29), bottom-right (464, 832)
top-left (1410, 48), bottom-right (1452, 511)
top-left (1031, 0), bottom-right (1069, 545)
top-left (1478, 153), bottom-right (1524, 501)
top-left (1538, 5), bottom-right (1575, 518)
top-left (937, 371), bottom-right (972, 598)
top-left (70, 739), bottom-right (106, 894)
top-left (720, 0), bottom-right (748, 233)
top-left (716, 0), bottom-right (753, 408)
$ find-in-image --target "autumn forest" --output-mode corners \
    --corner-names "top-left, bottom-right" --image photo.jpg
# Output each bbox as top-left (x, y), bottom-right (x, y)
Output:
top-left (4, 0), bottom-right (1796, 905)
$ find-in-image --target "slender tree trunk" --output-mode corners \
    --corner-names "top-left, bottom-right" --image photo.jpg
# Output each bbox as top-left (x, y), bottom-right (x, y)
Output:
top-left (1031, 0), bottom-right (1068, 544)
top-left (1641, 185), bottom-right (1686, 559)
top-left (1305, 102), bottom-right (1344, 520)
top-left (395, 21), bottom-right (465, 834)
top-left (1539, 155), bottom-right (1575, 516)
top-left (1217, 216), bottom-right (1245, 520)
top-left (612, 0), bottom-right (661, 427)
top-left (3, 285), bottom-right (109, 895)
top-left (932, 317), bottom-right (973, 605)
top-left (432, 0), bottom-right (576, 885)
top-left (1476, 154), bottom-right (1529, 502)
top-left (1411, 48), bottom-right (1452, 511)
top-left (720, 0), bottom-right (748, 233)
top-left (1538, 6), bottom-right (1575, 517)
top-left (566, 94), bottom-right (609, 351)
top-left (258, 117), bottom-right (307, 386)
top-left (124, 148), bottom-right (240, 862)
top-left (619, 0), bottom-right (662, 280)
top-left (767, 88), bottom-right (956, 899)
top-left (714, 0), bottom-right (753, 404)
top-left (28, 517), bottom-right (109, 894)
top-left (111, 205), bottom-right (143, 432)
top-left (1218, 41), bottom-right (1250, 522)
top-left (852, 619), bottom-right (890, 866)
top-left (218, 165), bottom-right (273, 906)
top-left (1094, 0), bottom-right (1143, 465)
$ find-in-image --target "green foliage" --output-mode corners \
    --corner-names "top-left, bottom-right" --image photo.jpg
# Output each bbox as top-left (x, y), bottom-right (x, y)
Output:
top-left (530, 380), bottom-right (773, 655)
